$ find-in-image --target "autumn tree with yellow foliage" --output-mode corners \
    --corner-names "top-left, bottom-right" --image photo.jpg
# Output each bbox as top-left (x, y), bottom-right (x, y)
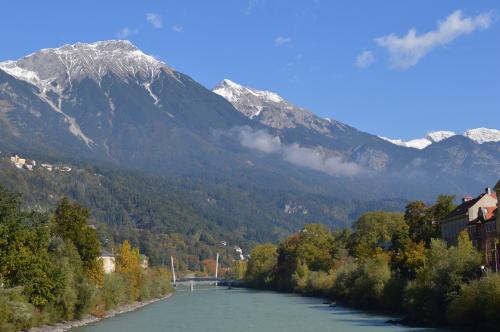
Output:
top-left (115, 240), bottom-right (143, 301)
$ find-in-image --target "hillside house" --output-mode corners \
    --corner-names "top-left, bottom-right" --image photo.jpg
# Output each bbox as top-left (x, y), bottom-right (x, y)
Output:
top-left (141, 255), bottom-right (149, 269)
top-left (99, 250), bottom-right (116, 274)
top-left (10, 154), bottom-right (26, 166)
top-left (440, 187), bottom-right (497, 245)
top-left (40, 163), bottom-right (53, 171)
top-left (10, 155), bottom-right (37, 170)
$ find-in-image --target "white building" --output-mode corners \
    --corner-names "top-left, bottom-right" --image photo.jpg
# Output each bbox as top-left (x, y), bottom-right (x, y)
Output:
top-left (99, 250), bottom-right (116, 274)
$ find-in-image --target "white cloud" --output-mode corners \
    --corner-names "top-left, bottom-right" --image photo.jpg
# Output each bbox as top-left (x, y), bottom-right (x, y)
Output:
top-left (275, 36), bottom-right (293, 47)
top-left (234, 126), bottom-right (361, 177)
top-left (146, 13), bottom-right (163, 29)
top-left (117, 27), bottom-right (139, 38)
top-left (172, 25), bottom-right (184, 33)
top-left (355, 50), bottom-right (375, 68)
top-left (237, 127), bottom-right (282, 154)
top-left (376, 10), bottom-right (493, 69)
top-left (282, 144), bottom-right (361, 177)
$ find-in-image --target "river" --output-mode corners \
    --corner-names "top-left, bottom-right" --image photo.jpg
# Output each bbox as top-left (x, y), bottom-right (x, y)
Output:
top-left (74, 287), bottom-right (442, 332)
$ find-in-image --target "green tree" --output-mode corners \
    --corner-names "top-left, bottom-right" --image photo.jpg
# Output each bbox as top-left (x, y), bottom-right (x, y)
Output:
top-left (274, 224), bottom-right (338, 290)
top-left (245, 243), bottom-right (277, 288)
top-left (405, 196), bottom-right (455, 245)
top-left (448, 274), bottom-right (500, 331)
top-left (350, 253), bottom-right (391, 308)
top-left (404, 201), bottom-right (428, 243)
top-left (393, 238), bottom-right (426, 279)
top-left (404, 231), bottom-right (481, 324)
top-left (0, 187), bottom-right (58, 306)
top-left (349, 212), bottom-right (408, 261)
top-left (52, 198), bottom-right (101, 273)
top-left (430, 195), bottom-right (456, 221)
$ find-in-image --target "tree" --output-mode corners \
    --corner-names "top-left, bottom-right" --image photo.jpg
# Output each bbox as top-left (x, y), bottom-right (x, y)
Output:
top-left (51, 198), bottom-right (101, 274)
top-left (404, 201), bottom-right (428, 243)
top-left (393, 238), bottom-right (426, 279)
top-left (274, 224), bottom-right (339, 290)
top-left (245, 243), bottom-right (277, 288)
top-left (115, 240), bottom-right (143, 301)
top-left (430, 195), bottom-right (456, 221)
top-left (225, 260), bottom-right (246, 281)
top-left (448, 274), bottom-right (500, 331)
top-left (404, 231), bottom-right (481, 324)
top-left (0, 186), bottom-right (58, 306)
top-left (405, 196), bottom-right (455, 246)
top-left (349, 212), bottom-right (408, 261)
top-left (350, 253), bottom-right (391, 308)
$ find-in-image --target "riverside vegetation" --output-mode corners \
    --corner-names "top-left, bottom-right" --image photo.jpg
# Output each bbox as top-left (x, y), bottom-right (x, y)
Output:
top-left (244, 195), bottom-right (500, 331)
top-left (0, 186), bottom-right (173, 332)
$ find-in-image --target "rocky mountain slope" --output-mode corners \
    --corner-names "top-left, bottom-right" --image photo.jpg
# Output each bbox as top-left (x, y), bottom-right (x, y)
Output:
top-left (0, 40), bottom-right (498, 208)
top-left (212, 78), bottom-right (500, 191)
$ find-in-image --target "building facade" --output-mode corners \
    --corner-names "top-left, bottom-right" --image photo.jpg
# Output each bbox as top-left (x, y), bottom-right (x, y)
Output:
top-left (440, 187), bottom-right (497, 245)
top-left (99, 250), bottom-right (116, 274)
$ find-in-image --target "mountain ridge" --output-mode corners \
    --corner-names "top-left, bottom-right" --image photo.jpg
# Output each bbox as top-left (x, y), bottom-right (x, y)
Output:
top-left (380, 128), bottom-right (500, 149)
top-left (212, 78), bottom-right (499, 150)
top-left (0, 40), bottom-right (498, 203)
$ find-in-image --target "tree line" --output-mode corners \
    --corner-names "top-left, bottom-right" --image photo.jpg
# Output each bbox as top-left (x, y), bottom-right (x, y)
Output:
top-left (244, 195), bottom-right (500, 330)
top-left (0, 186), bottom-right (173, 332)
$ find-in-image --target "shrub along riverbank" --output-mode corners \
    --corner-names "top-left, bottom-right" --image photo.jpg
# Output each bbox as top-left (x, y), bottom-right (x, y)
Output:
top-left (0, 186), bottom-right (173, 332)
top-left (244, 196), bottom-right (500, 330)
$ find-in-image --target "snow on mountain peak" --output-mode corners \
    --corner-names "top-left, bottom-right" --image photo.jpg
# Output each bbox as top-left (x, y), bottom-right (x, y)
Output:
top-left (379, 137), bottom-right (434, 149)
top-left (0, 40), bottom-right (180, 146)
top-left (463, 128), bottom-right (500, 144)
top-left (426, 131), bottom-right (456, 143)
top-left (0, 40), bottom-right (174, 91)
top-left (381, 128), bottom-right (499, 149)
top-left (213, 79), bottom-right (284, 107)
top-left (213, 79), bottom-right (346, 133)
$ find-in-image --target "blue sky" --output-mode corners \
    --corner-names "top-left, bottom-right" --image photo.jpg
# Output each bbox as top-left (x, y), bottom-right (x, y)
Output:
top-left (1, 0), bottom-right (498, 140)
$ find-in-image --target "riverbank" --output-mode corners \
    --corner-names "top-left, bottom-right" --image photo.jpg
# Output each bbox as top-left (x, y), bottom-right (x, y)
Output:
top-left (28, 293), bottom-right (173, 332)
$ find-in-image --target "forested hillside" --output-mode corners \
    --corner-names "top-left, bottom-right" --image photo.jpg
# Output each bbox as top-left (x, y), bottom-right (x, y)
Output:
top-left (0, 157), bottom-right (406, 270)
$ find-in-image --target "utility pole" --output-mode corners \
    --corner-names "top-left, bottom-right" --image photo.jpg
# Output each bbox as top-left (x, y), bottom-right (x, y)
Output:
top-left (171, 256), bottom-right (176, 286)
top-left (215, 252), bottom-right (219, 286)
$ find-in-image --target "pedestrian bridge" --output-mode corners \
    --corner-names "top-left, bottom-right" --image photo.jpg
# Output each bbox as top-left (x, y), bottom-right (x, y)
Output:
top-left (176, 277), bottom-right (224, 283)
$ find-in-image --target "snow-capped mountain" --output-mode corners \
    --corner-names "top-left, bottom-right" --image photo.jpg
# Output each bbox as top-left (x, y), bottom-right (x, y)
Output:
top-left (0, 40), bottom-right (177, 91)
top-left (380, 131), bottom-right (456, 149)
top-left (380, 128), bottom-right (500, 149)
top-left (0, 40), bottom-right (250, 159)
top-left (0, 40), bottom-right (183, 146)
top-left (0, 41), bottom-right (498, 204)
top-left (464, 128), bottom-right (500, 144)
top-left (213, 79), bottom-right (346, 133)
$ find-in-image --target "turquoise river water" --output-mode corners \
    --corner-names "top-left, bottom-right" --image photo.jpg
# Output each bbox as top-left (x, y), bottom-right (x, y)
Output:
top-left (74, 287), bottom-right (444, 332)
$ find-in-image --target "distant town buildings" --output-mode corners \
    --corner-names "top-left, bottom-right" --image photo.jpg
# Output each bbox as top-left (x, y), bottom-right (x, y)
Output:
top-left (10, 154), bottom-right (36, 171)
top-left (7, 154), bottom-right (72, 173)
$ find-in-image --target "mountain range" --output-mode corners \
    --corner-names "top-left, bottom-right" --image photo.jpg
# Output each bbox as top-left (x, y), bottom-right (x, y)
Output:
top-left (379, 128), bottom-right (500, 149)
top-left (0, 40), bottom-right (498, 260)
